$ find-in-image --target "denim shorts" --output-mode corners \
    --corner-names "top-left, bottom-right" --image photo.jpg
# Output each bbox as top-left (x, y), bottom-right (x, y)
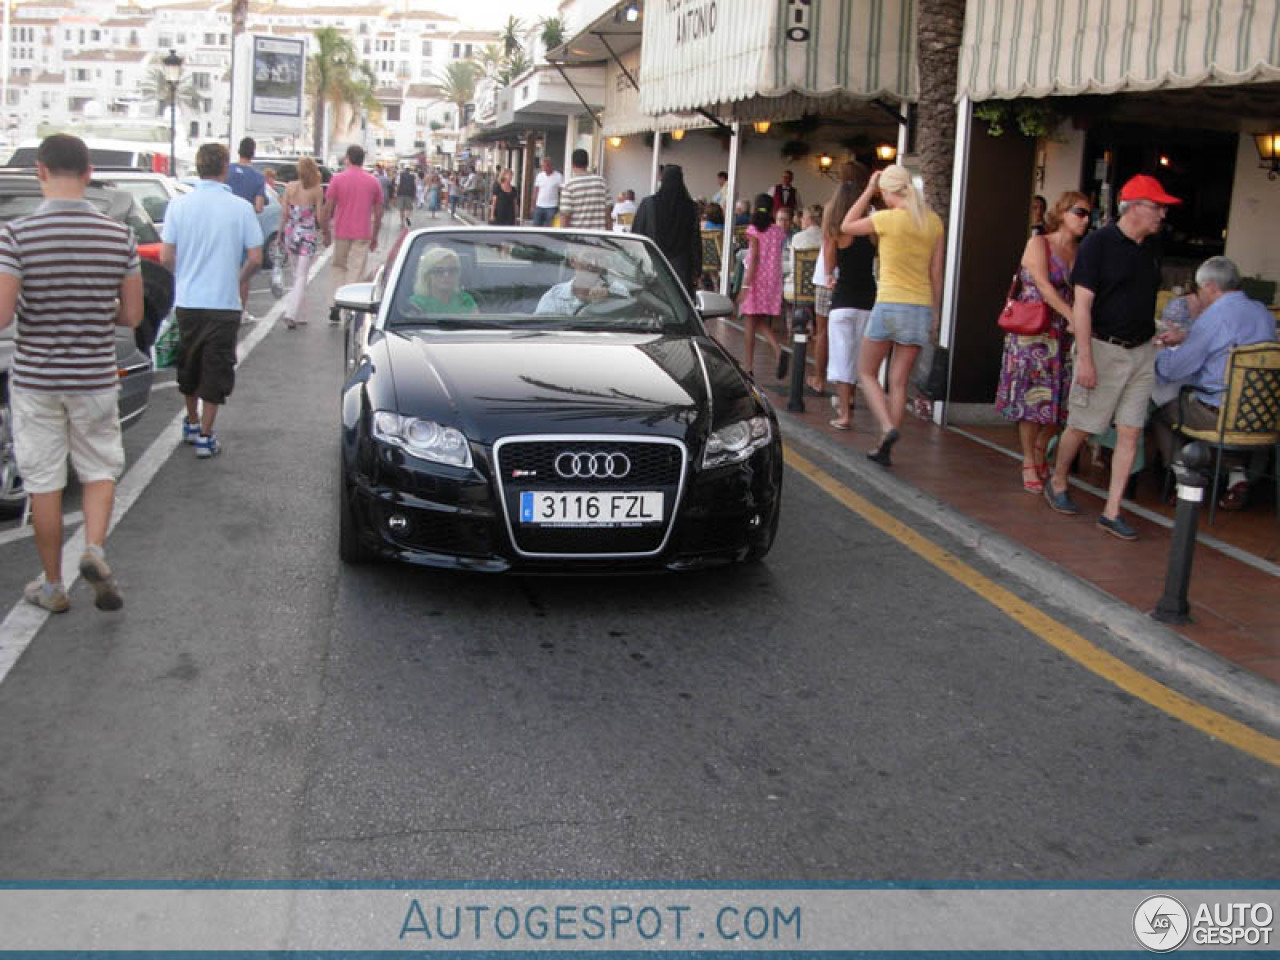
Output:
top-left (866, 301), bottom-right (932, 346)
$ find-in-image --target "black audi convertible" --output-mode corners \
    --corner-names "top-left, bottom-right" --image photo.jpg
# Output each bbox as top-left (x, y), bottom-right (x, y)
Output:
top-left (336, 228), bottom-right (782, 572)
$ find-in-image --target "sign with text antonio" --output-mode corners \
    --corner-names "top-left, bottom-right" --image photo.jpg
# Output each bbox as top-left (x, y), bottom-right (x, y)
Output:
top-left (639, 0), bottom-right (917, 117)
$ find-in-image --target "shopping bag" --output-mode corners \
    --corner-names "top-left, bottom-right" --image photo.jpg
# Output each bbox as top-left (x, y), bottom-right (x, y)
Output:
top-left (269, 244), bottom-right (287, 298)
top-left (152, 312), bottom-right (180, 370)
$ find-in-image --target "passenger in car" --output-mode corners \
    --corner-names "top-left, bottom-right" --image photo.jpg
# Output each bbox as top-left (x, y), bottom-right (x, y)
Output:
top-left (408, 247), bottom-right (477, 315)
top-left (535, 259), bottom-right (629, 315)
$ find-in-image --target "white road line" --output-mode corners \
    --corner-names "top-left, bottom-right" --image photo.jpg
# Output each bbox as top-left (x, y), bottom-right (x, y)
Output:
top-left (0, 511), bottom-right (83, 547)
top-left (0, 248), bottom-right (334, 686)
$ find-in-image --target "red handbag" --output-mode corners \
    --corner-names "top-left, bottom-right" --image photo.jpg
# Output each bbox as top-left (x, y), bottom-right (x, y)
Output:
top-left (998, 239), bottom-right (1052, 335)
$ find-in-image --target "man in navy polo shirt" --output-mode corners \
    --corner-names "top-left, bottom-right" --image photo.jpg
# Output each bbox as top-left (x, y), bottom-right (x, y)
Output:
top-left (162, 142), bottom-right (264, 460)
top-left (226, 137), bottom-right (266, 323)
top-left (1044, 174), bottom-right (1181, 541)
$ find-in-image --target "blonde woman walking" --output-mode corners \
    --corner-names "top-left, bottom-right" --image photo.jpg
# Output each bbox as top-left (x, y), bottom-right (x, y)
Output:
top-left (279, 157), bottom-right (324, 329)
top-left (841, 165), bottom-right (944, 465)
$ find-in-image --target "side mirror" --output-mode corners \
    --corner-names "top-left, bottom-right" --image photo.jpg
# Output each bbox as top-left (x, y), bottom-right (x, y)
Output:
top-left (334, 282), bottom-right (379, 313)
top-left (696, 291), bottom-right (735, 318)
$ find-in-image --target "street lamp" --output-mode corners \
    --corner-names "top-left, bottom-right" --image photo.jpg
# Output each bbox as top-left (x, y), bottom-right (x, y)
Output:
top-left (162, 48), bottom-right (183, 176)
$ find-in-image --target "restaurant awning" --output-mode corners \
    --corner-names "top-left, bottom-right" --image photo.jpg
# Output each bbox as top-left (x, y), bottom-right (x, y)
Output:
top-left (957, 0), bottom-right (1280, 102)
top-left (638, 0), bottom-right (918, 119)
top-left (605, 47), bottom-right (713, 137)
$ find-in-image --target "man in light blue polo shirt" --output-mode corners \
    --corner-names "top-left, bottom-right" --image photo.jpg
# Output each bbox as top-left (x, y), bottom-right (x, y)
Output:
top-left (161, 142), bottom-right (263, 459)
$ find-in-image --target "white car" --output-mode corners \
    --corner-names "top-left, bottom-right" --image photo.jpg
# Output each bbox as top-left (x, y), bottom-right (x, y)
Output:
top-left (94, 170), bottom-right (189, 227)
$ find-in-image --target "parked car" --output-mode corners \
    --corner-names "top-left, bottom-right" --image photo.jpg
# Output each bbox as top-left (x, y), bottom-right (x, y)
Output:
top-left (334, 227), bottom-right (783, 571)
top-left (94, 169), bottom-right (189, 226)
top-left (249, 157), bottom-right (333, 188)
top-left (0, 173), bottom-right (174, 519)
top-left (5, 138), bottom-right (169, 173)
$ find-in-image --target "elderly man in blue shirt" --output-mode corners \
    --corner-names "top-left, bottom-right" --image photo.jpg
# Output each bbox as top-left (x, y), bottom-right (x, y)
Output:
top-left (1153, 255), bottom-right (1277, 510)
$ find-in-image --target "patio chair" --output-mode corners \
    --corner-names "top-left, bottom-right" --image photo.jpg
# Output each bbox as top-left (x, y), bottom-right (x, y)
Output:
top-left (700, 229), bottom-right (723, 289)
top-left (1171, 341), bottom-right (1280, 525)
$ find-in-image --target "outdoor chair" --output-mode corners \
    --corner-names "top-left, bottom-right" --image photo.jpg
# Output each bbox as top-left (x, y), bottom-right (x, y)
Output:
top-left (789, 247), bottom-right (819, 310)
top-left (700, 230), bottom-right (723, 290)
top-left (1170, 341), bottom-right (1280, 526)
top-left (614, 212), bottom-right (634, 230)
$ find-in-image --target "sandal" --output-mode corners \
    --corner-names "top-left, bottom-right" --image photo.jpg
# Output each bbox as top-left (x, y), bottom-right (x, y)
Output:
top-left (1021, 464), bottom-right (1044, 493)
top-left (828, 419), bottom-right (851, 431)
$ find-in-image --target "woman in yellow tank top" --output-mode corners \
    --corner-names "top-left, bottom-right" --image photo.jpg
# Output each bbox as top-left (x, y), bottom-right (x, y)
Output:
top-left (841, 164), bottom-right (945, 466)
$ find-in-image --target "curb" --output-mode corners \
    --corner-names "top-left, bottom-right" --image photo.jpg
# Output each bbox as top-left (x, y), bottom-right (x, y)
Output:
top-left (776, 409), bottom-right (1280, 733)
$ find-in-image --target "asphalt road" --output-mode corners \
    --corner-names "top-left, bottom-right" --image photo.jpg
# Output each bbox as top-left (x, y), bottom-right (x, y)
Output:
top-left (0, 220), bottom-right (1276, 881)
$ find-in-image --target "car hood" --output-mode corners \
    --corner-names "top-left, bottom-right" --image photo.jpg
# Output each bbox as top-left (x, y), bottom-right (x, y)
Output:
top-left (383, 329), bottom-right (742, 444)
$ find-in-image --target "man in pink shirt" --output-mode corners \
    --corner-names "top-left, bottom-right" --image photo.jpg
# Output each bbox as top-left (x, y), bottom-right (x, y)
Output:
top-left (320, 144), bottom-right (384, 297)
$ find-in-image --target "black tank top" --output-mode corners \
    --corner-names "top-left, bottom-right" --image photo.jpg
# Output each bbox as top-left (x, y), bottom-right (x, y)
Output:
top-left (832, 237), bottom-right (876, 311)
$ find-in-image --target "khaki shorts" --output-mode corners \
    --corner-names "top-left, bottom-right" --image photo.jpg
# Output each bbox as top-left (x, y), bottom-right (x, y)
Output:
top-left (11, 387), bottom-right (124, 494)
top-left (1066, 338), bottom-right (1156, 435)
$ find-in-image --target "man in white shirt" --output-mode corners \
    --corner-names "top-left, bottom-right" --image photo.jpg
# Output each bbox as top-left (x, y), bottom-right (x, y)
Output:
top-left (611, 190), bottom-right (638, 232)
top-left (532, 157), bottom-right (563, 227)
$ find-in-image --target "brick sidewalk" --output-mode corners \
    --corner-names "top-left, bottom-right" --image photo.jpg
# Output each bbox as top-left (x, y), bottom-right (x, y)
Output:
top-left (707, 316), bottom-right (1280, 685)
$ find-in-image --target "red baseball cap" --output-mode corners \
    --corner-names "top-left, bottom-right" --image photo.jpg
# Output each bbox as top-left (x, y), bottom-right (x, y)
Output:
top-left (1119, 174), bottom-right (1181, 205)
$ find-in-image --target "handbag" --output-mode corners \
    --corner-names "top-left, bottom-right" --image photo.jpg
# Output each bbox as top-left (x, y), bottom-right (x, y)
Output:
top-left (997, 238), bottom-right (1051, 335)
top-left (269, 243), bottom-right (287, 298)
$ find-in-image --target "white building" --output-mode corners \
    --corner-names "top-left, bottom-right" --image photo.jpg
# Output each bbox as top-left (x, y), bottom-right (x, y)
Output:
top-left (1, 0), bottom-right (497, 164)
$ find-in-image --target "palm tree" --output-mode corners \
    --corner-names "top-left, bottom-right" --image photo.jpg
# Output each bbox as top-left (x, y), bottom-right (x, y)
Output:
top-left (433, 59), bottom-right (478, 129)
top-left (307, 26), bottom-right (380, 157)
top-left (915, 0), bottom-right (967, 224)
top-left (497, 49), bottom-right (533, 87)
top-left (538, 15), bottom-right (565, 53)
top-left (139, 63), bottom-right (204, 116)
top-left (476, 43), bottom-right (504, 81)
top-left (500, 16), bottom-right (525, 58)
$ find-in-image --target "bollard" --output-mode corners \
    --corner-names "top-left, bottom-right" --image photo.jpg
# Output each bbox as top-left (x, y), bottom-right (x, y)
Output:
top-left (1152, 441), bottom-right (1211, 624)
top-left (787, 305), bottom-right (811, 412)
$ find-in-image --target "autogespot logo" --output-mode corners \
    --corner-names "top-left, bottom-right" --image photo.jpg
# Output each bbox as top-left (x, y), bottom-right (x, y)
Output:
top-left (554, 451), bottom-right (631, 480)
top-left (1134, 895), bottom-right (1191, 952)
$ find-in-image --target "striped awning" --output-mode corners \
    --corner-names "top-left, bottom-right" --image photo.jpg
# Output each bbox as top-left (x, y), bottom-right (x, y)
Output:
top-left (605, 47), bottom-right (714, 137)
top-left (638, 0), bottom-right (917, 117)
top-left (958, 0), bottom-right (1280, 102)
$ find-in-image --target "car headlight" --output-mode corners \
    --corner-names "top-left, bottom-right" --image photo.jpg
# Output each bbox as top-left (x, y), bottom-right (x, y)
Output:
top-left (702, 415), bottom-right (772, 468)
top-left (372, 411), bottom-right (473, 468)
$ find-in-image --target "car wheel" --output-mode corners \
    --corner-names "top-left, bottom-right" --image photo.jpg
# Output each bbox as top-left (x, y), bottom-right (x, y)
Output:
top-left (338, 463), bottom-right (375, 564)
top-left (743, 500), bottom-right (780, 563)
top-left (0, 400), bottom-right (26, 521)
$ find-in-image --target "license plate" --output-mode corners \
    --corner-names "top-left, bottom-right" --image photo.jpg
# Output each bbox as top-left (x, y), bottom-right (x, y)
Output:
top-left (519, 491), bottom-right (664, 527)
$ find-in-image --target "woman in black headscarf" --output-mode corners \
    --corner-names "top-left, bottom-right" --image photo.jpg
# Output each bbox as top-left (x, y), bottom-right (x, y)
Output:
top-left (631, 164), bottom-right (702, 293)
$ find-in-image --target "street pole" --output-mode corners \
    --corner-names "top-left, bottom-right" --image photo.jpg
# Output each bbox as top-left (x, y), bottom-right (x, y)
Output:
top-left (168, 86), bottom-right (176, 177)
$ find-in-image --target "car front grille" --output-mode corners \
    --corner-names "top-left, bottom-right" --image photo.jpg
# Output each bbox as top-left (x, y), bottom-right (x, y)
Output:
top-left (494, 436), bottom-right (687, 558)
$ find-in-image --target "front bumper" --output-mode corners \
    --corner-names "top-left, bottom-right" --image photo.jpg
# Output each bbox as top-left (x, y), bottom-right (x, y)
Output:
top-left (347, 439), bottom-right (782, 573)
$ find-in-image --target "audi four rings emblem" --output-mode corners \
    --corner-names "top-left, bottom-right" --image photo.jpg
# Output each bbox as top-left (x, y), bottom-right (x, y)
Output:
top-left (555, 451), bottom-right (632, 479)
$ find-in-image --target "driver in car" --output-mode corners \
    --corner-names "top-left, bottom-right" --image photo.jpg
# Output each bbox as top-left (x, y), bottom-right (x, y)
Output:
top-left (535, 255), bottom-right (629, 315)
top-left (408, 247), bottom-right (477, 315)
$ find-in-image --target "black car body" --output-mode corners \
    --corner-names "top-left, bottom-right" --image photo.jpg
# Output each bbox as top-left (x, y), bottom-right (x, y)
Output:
top-left (0, 174), bottom-right (172, 519)
top-left (337, 228), bottom-right (783, 572)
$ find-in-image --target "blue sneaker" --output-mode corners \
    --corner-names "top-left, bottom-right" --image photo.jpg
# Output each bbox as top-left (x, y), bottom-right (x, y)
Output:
top-left (1098, 514), bottom-right (1138, 541)
top-left (182, 419), bottom-right (200, 445)
top-left (1043, 480), bottom-right (1079, 515)
top-left (195, 433), bottom-right (221, 459)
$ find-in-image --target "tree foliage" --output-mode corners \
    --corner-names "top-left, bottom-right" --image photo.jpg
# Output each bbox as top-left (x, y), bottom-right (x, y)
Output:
top-left (538, 15), bottom-right (566, 52)
top-left (307, 26), bottom-right (380, 157)
top-left (140, 64), bottom-right (205, 115)
top-left (433, 60), bottom-right (479, 128)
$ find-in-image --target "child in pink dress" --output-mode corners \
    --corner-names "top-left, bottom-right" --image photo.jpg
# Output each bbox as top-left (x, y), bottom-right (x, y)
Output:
top-left (738, 193), bottom-right (788, 379)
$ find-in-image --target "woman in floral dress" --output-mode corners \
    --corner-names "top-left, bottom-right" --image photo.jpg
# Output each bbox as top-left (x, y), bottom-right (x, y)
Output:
top-left (738, 192), bottom-right (788, 380)
top-left (995, 191), bottom-right (1091, 491)
top-left (279, 157), bottom-right (324, 330)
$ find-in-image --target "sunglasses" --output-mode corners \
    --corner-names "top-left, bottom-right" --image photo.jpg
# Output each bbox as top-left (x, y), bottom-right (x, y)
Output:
top-left (1069, 206), bottom-right (1091, 218)
top-left (429, 266), bottom-right (460, 277)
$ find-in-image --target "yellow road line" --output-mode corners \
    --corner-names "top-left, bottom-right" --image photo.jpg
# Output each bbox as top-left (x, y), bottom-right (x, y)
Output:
top-left (785, 445), bottom-right (1280, 769)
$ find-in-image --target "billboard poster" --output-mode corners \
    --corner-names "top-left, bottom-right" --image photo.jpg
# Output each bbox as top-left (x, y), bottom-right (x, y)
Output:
top-left (248, 35), bottom-right (305, 135)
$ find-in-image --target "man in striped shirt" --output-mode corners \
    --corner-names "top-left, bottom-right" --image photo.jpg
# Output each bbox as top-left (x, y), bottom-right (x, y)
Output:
top-left (0, 134), bottom-right (142, 613)
top-left (557, 149), bottom-right (611, 231)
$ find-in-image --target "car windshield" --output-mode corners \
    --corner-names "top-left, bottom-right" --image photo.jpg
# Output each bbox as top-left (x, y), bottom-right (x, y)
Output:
top-left (387, 231), bottom-right (696, 333)
top-left (113, 180), bottom-right (170, 224)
